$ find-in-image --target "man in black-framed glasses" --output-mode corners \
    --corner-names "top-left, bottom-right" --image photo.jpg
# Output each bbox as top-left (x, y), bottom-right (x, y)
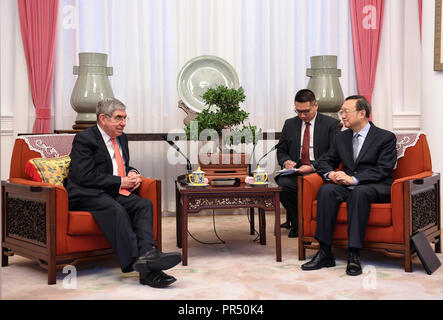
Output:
top-left (275, 89), bottom-right (339, 238)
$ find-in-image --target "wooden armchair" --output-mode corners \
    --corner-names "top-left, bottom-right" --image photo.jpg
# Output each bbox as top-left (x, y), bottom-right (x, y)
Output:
top-left (298, 132), bottom-right (441, 272)
top-left (1, 134), bottom-right (162, 284)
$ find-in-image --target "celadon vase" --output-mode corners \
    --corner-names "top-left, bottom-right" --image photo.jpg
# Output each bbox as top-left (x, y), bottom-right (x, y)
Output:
top-left (306, 55), bottom-right (344, 120)
top-left (70, 52), bottom-right (114, 129)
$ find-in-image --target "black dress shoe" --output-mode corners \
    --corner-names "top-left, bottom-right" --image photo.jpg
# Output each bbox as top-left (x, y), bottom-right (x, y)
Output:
top-left (280, 221), bottom-right (292, 229)
top-left (301, 248), bottom-right (336, 271)
top-left (133, 248), bottom-right (182, 273)
top-left (139, 271), bottom-right (176, 288)
top-left (288, 226), bottom-right (298, 238)
top-left (346, 251), bottom-right (362, 276)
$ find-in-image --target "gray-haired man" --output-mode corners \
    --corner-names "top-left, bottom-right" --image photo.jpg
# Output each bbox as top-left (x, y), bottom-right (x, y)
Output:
top-left (65, 98), bottom-right (182, 288)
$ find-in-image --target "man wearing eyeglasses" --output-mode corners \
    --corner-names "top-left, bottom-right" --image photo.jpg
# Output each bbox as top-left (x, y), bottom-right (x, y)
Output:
top-left (65, 98), bottom-right (182, 288)
top-left (301, 95), bottom-right (397, 276)
top-left (276, 89), bottom-right (339, 238)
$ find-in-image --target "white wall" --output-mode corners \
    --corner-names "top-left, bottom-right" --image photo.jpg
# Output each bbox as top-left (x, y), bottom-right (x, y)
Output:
top-left (422, 0), bottom-right (443, 222)
top-left (1, 0), bottom-right (33, 181)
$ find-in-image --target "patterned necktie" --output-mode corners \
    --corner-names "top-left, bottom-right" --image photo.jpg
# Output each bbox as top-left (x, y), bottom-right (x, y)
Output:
top-left (353, 133), bottom-right (360, 162)
top-left (110, 138), bottom-right (131, 196)
top-left (301, 122), bottom-right (311, 165)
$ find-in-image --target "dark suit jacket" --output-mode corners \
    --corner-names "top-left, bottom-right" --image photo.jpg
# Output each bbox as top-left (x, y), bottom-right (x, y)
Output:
top-left (65, 125), bottom-right (138, 199)
top-left (277, 112), bottom-right (339, 169)
top-left (316, 122), bottom-right (397, 187)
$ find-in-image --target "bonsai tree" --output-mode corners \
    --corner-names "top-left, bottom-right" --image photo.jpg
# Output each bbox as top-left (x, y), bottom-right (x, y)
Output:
top-left (184, 85), bottom-right (260, 147)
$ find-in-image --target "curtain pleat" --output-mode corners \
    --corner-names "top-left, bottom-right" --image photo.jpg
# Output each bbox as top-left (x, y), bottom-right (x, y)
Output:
top-left (18, 0), bottom-right (58, 133)
top-left (349, 0), bottom-right (384, 105)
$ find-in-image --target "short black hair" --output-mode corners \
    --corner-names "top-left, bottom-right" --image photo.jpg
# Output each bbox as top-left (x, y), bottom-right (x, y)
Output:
top-left (345, 95), bottom-right (371, 118)
top-left (295, 89), bottom-right (316, 104)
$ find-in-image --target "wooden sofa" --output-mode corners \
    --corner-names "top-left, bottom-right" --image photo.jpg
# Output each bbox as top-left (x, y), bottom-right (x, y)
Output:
top-left (1, 134), bottom-right (162, 284)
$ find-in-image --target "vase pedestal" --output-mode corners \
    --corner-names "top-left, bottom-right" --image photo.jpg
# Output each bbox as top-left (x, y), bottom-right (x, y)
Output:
top-left (72, 120), bottom-right (96, 130)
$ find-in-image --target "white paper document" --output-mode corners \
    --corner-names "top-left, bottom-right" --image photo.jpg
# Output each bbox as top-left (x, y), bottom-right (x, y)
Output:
top-left (275, 168), bottom-right (299, 176)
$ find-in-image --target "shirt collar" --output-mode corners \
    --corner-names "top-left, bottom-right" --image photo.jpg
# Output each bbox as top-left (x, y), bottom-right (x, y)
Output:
top-left (304, 112), bottom-right (317, 126)
top-left (97, 124), bottom-right (112, 144)
top-left (354, 122), bottom-right (371, 138)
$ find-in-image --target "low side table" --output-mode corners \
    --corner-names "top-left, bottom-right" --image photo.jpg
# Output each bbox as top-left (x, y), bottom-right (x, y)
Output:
top-left (175, 181), bottom-right (282, 265)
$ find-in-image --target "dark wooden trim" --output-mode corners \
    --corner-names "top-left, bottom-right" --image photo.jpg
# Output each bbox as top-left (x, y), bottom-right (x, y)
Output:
top-left (403, 180), bottom-right (412, 272)
top-left (155, 179), bottom-right (162, 252)
top-left (175, 181), bottom-right (282, 265)
top-left (297, 175), bottom-right (306, 260)
top-left (52, 131), bottom-right (281, 141)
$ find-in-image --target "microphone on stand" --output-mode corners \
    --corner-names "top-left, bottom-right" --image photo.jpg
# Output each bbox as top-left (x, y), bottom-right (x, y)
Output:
top-left (255, 140), bottom-right (285, 167)
top-left (248, 142), bottom-right (258, 176)
top-left (161, 135), bottom-right (192, 184)
top-left (248, 128), bottom-right (263, 176)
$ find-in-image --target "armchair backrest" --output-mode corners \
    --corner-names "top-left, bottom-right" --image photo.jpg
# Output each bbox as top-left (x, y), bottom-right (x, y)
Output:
top-left (9, 134), bottom-right (75, 179)
top-left (392, 133), bottom-right (432, 180)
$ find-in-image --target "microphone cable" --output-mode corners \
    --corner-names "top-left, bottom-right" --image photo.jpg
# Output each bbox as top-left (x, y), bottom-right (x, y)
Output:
top-left (187, 209), bottom-right (225, 245)
top-left (187, 208), bottom-right (262, 244)
top-left (246, 208), bottom-right (261, 242)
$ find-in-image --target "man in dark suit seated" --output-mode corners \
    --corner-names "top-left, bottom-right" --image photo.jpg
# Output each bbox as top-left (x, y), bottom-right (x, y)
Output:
top-left (65, 98), bottom-right (182, 288)
top-left (276, 89), bottom-right (339, 238)
top-left (301, 95), bottom-right (397, 276)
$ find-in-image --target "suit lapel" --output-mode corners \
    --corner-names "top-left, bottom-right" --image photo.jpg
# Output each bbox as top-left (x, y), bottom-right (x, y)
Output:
top-left (313, 113), bottom-right (322, 159)
top-left (92, 126), bottom-right (114, 172)
top-left (343, 129), bottom-right (354, 165)
top-left (294, 117), bottom-right (302, 160)
top-left (355, 123), bottom-right (377, 165)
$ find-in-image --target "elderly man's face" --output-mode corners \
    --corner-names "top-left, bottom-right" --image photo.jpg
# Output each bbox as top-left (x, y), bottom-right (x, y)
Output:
top-left (99, 109), bottom-right (127, 138)
top-left (339, 99), bottom-right (366, 130)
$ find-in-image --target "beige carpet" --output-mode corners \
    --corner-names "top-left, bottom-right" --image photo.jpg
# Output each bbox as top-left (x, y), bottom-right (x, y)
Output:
top-left (2, 213), bottom-right (443, 300)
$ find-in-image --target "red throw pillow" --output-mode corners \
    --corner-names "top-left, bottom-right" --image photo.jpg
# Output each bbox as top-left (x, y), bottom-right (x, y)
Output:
top-left (25, 158), bottom-right (43, 182)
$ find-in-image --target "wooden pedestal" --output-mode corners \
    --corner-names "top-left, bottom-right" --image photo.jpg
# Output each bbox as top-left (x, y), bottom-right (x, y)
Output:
top-left (198, 153), bottom-right (250, 182)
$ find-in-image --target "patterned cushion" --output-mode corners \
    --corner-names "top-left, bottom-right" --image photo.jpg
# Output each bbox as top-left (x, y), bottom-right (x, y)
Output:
top-left (25, 155), bottom-right (71, 186)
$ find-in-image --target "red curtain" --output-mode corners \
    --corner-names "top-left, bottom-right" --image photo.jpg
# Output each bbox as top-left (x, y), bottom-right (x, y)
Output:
top-left (349, 0), bottom-right (385, 106)
top-left (18, 0), bottom-right (59, 133)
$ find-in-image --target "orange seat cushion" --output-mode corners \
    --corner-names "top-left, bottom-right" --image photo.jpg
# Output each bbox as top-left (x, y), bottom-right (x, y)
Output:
top-left (67, 211), bottom-right (104, 236)
top-left (312, 200), bottom-right (392, 227)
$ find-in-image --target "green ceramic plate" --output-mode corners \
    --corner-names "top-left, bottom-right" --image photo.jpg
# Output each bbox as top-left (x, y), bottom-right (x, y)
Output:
top-left (177, 55), bottom-right (240, 113)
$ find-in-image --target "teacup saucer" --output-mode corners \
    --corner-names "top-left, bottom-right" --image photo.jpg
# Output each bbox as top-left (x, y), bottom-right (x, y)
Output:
top-left (187, 183), bottom-right (210, 187)
top-left (246, 181), bottom-right (269, 186)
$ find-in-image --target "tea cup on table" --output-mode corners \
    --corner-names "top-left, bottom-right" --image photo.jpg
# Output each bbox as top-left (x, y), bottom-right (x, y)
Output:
top-left (252, 165), bottom-right (268, 184)
top-left (189, 167), bottom-right (206, 185)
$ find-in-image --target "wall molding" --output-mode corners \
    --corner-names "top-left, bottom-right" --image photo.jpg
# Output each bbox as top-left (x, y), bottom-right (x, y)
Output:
top-left (392, 113), bottom-right (421, 131)
top-left (0, 115), bottom-right (14, 136)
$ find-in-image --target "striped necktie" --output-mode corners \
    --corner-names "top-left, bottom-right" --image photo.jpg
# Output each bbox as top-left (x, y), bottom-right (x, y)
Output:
top-left (301, 122), bottom-right (311, 165)
top-left (352, 133), bottom-right (360, 162)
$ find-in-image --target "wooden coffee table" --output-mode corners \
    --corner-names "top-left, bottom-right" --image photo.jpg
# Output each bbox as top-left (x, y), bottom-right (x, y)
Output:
top-left (175, 181), bottom-right (282, 265)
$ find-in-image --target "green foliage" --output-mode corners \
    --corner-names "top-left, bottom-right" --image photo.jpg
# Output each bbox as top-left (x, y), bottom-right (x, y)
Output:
top-left (185, 85), bottom-right (260, 146)
top-left (202, 85), bottom-right (246, 113)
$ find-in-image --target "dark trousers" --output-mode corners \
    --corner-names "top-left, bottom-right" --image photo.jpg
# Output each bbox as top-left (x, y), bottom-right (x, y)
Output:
top-left (69, 192), bottom-right (154, 272)
top-left (275, 174), bottom-right (299, 228)
top-left (314, 183), bottom-right (391, 248)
